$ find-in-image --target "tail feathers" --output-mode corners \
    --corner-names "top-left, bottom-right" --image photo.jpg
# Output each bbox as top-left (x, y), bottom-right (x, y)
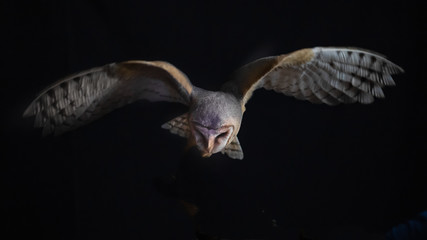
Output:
top-left (161, 113), bottom-right (190, 138)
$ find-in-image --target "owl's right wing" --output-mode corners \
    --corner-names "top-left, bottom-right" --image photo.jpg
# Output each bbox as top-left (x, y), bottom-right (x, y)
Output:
top-left (23, 60), bottom-right (193, 136)
top-left (222, 47), bottom-right (403, 107)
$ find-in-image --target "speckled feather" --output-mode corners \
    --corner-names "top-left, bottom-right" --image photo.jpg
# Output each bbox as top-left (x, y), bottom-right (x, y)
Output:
top-left (223, 47), bottom-right (403, 106)
top-left (161, 114), bottom-right (190, 138)
top-left (23, 61), bottom-right (193, 136)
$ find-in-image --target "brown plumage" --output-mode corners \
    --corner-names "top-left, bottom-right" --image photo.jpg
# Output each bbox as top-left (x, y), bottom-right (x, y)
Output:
top-left (23, 47), bottom-right (403, 159)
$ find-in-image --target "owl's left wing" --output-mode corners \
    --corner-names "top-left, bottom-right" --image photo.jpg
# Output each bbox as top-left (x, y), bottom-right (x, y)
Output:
top-left (23, 60), bottom-right (193, 136)
top-left (222, 47), bottom-right (403, 106)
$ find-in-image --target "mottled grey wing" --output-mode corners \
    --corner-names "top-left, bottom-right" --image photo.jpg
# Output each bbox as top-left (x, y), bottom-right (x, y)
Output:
top-left (23, 60), bottom-right (193, 136)
top-left (222, 47), bottom-right (403, 106)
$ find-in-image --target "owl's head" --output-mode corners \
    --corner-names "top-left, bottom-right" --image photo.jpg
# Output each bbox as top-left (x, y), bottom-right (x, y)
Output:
top-left (191, 121), bottom-right (234, 157)
top-left (189, 90), bottom-right (243, 157)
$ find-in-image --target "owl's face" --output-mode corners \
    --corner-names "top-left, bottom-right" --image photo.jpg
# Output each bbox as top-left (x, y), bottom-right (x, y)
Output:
top-left (189, 89), bottom-right (243, 157)
top-left (191, 121), bottom-right (234, 157)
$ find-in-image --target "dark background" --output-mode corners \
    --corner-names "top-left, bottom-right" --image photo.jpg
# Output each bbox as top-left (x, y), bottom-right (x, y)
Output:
top-left (2, 0), bottom-right (426, 239)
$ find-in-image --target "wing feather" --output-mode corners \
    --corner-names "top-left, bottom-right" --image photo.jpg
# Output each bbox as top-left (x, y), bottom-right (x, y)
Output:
top-left (222, 47), bottom-right (403, 106)
top-left (24, 61), bottom-right (193, 136)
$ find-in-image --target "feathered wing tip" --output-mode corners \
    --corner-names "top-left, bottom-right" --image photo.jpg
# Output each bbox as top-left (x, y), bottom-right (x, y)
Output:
top-left (22, 66), bottom-right (119, 136)
top-left (314, 47), bottom-right (404, 76)
top-left (222, 136), bottom-right (244, 160)
top-left (311, 47), bottom-right (404, 104)
top-left (161, 113), bottom-right (190, 138)
top-left (258, 47), bottom-right (404, 106)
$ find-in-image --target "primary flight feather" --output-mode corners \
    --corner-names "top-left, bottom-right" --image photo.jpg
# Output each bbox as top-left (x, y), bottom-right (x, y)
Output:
top-left (23, 47), bottom-right (404, 159)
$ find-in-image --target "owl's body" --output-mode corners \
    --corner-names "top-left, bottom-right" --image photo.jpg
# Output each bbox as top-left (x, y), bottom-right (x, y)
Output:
top-left (165, 87), bottom-right (244, 158)
top-left (23, 47), bottom-right (403, 159)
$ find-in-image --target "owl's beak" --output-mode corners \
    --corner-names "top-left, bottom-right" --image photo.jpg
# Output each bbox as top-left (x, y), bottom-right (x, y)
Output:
top-left (202, 152), bottom-right (212, 158)
top-left (207, 135), bottom-right (215, 152)
top-left (200, 136), bottom-right (215, 158)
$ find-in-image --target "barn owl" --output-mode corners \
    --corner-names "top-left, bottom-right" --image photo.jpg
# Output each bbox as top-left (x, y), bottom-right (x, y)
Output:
top-left (23, 47), bottom-right (403, 160)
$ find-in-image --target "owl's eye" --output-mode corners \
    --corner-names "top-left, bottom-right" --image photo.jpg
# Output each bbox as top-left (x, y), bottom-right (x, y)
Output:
top-left (194, 128), bottom-right (209, 146)
top-left (217, 131), bottom-right (228, 139)
top-left (216, 128), bottom-right (231, 143)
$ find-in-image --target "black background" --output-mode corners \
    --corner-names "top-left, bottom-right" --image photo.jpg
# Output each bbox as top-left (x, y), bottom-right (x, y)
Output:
top-left (2, 0), bottom-right (426, 239)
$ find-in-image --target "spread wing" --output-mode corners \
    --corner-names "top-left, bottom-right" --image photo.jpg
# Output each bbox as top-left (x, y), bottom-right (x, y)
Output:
top-left (222, 47), bottom-right (404, 106)
top-left (23, 60), bottom-right (193, 136)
